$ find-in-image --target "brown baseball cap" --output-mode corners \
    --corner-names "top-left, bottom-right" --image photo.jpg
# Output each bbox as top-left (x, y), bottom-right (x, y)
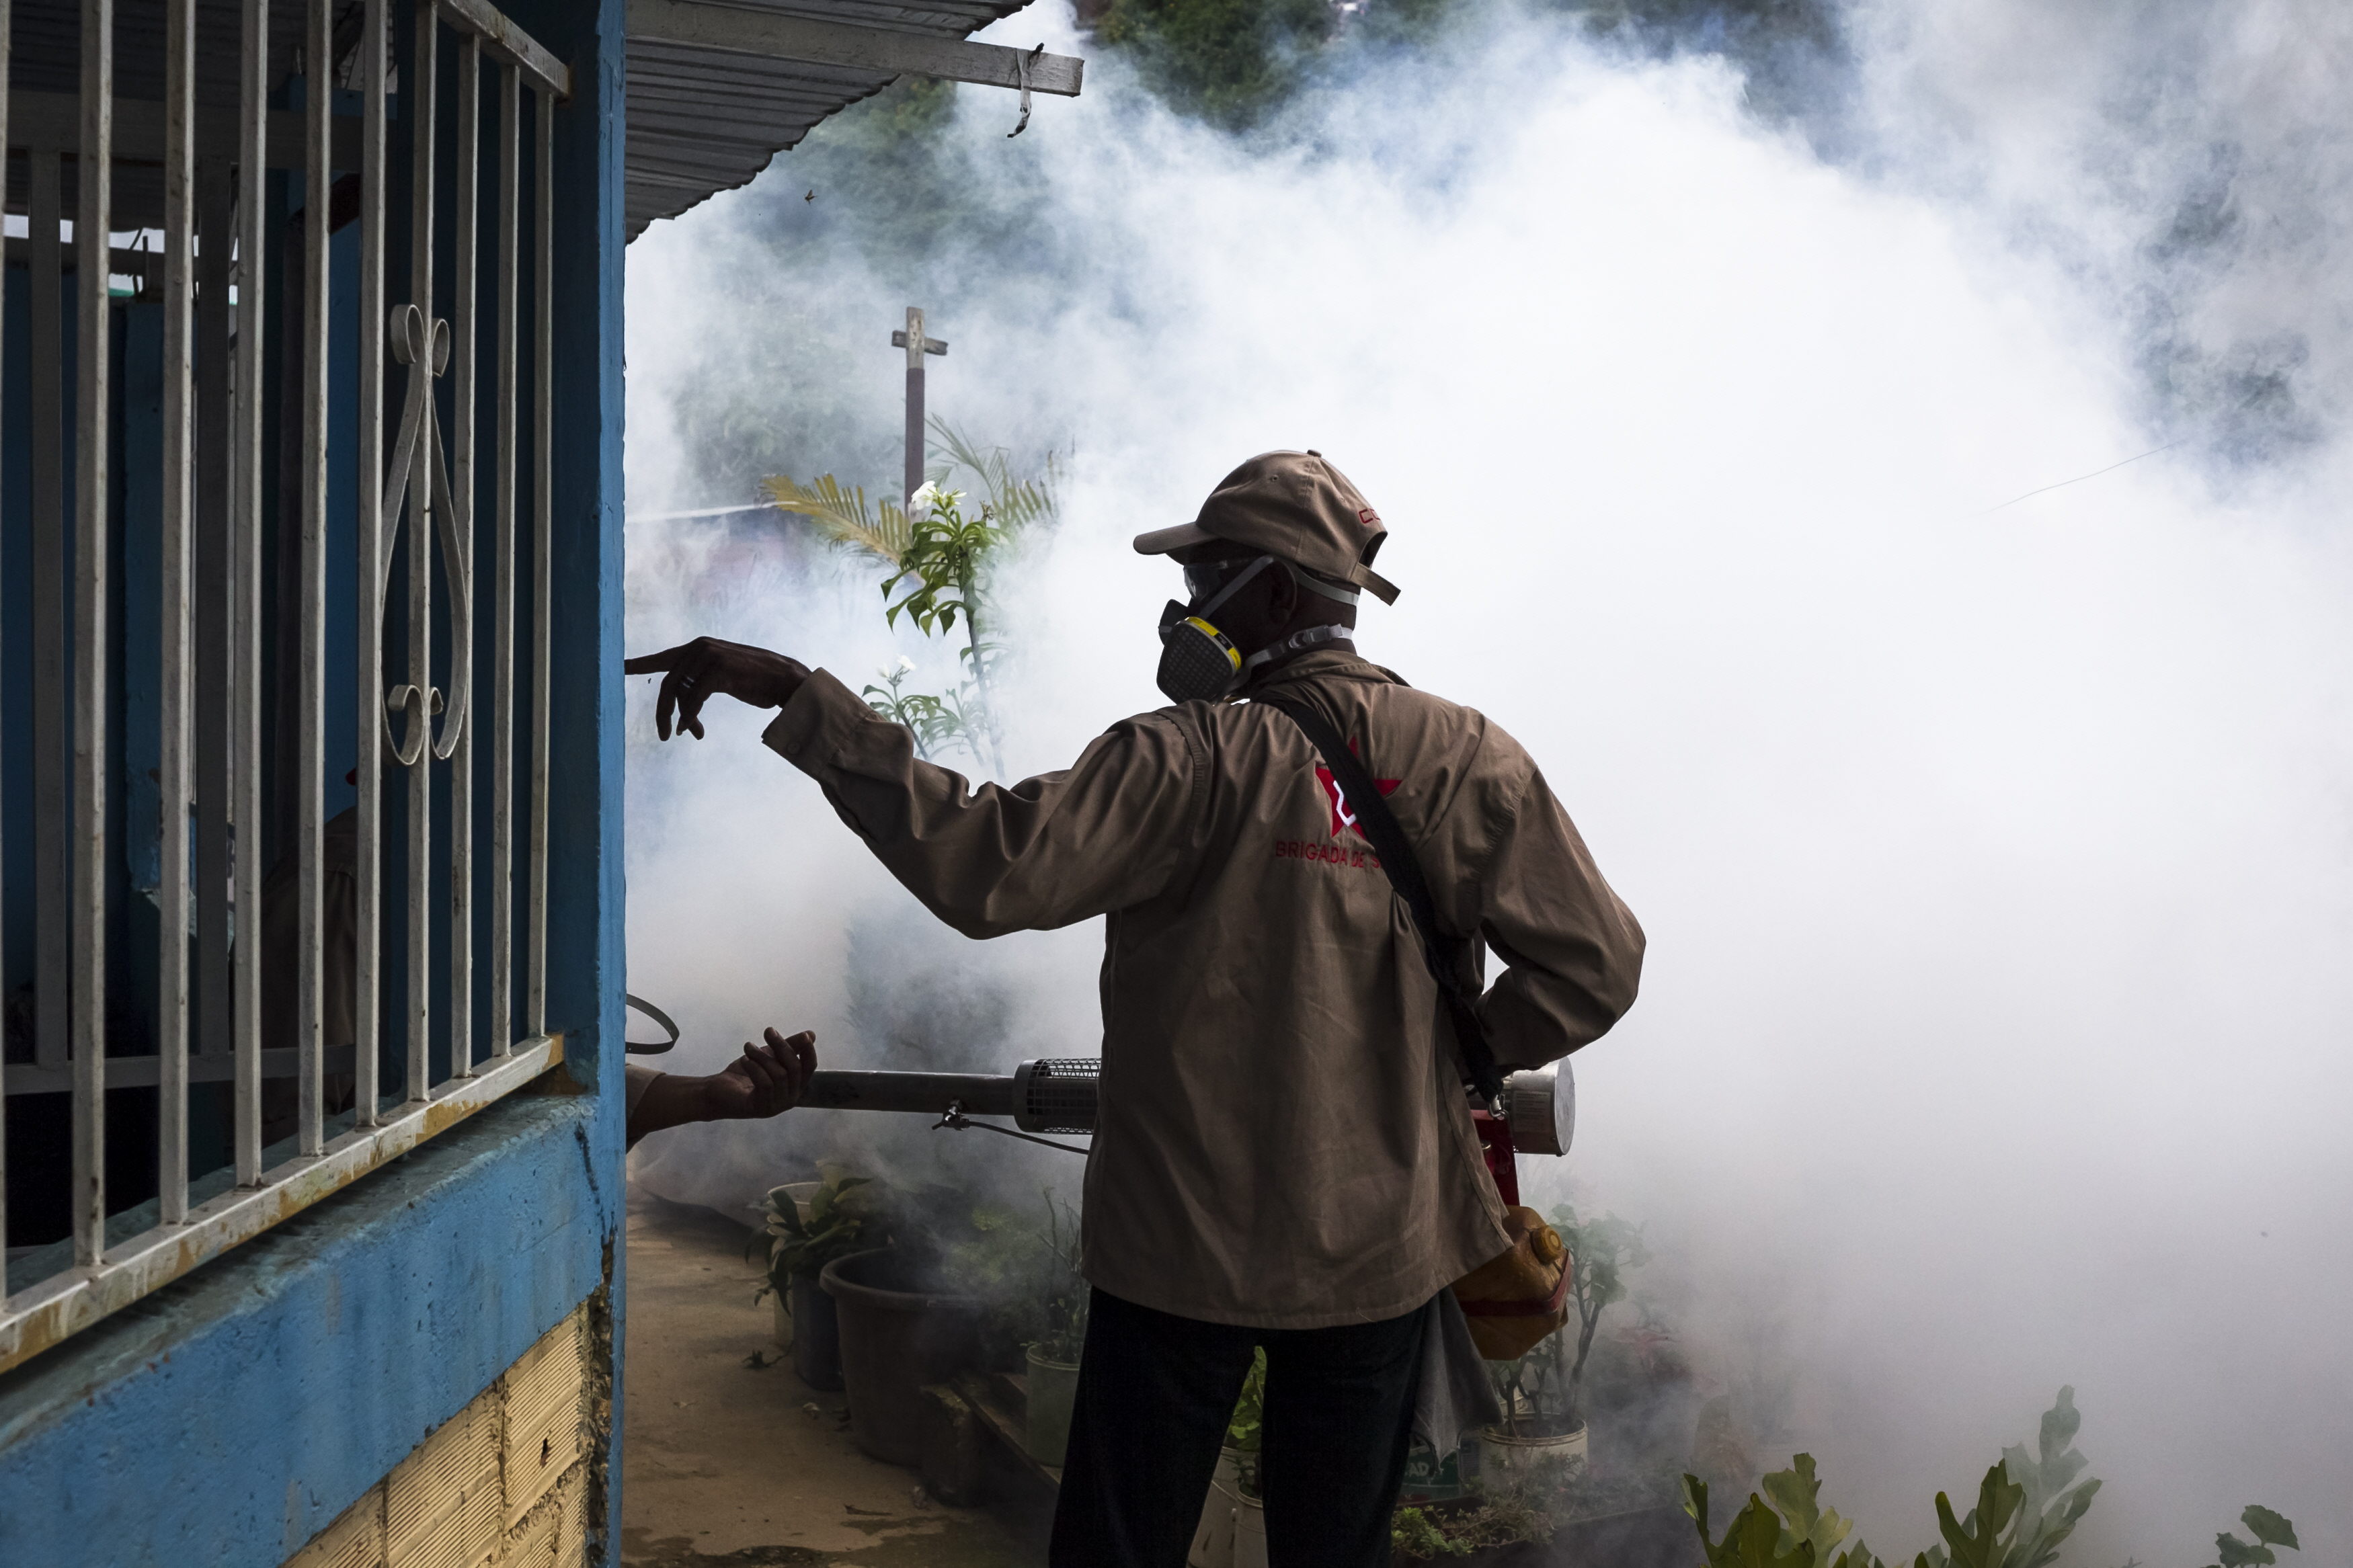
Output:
top-left (1133, 450), bottom-right (1400, 604)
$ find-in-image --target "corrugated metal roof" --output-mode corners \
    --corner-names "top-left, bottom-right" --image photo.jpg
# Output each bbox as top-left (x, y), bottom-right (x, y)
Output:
top-left (625, 0), bottom-right (1035, 240)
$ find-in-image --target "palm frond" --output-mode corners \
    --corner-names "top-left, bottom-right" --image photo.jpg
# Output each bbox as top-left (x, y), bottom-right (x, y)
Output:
top-left (926, 416), bottom-right (1060, 535)
top-left (762, 472), bottom-right (912, 563)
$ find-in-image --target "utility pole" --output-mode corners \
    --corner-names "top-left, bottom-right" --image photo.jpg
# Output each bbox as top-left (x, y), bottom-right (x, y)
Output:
top-left (891, 306), bottom-right (949, 506)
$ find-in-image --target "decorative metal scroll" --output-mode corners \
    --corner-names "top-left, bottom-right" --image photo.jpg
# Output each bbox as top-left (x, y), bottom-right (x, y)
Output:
top-left (378, 302), bottom-right (473, 768)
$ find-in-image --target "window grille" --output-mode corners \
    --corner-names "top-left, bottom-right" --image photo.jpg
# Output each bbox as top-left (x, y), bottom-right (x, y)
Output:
top-left (0, 0), bottom-right (572, 1377)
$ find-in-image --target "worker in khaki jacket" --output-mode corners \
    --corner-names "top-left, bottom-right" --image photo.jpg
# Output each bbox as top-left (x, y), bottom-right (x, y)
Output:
top-left (627, 451), bottom-right (1644, 1568)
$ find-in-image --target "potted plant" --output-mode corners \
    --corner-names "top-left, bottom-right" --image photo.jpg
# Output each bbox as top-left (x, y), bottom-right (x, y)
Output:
top-left (1479, 1204), bottom-right (1646, 1487)
top-left (1019, 1192), bottom-right (1088, 1469)
top-left (1482, 1327), bottom-right (1591, 1491)
top-left (820, 1244), bottom-right (984, 1467)
top-left (750, 1164), bottom-right (882, 1391)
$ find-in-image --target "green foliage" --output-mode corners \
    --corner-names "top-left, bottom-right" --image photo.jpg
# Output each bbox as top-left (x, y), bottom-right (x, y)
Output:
top-left (766, 420), bottom-right (1055, 777)
top-left (862, 660), bottom-right (968, 761)
top-left (1220, 1346), bottom-right (1269, 1498)
top-left (762, 470), bottom-right (912, 564)
top-left (2208, 1506), bottom-right (2302, 1568)
top-left (1682, 1392), bottom-right (2106, 1568)
top-left (1763, 1455), bottom-right (1870, 1567)
top-left (1990, 1387), bottom-right (2102, 1568)
top-left (1683, 1475), bottom-right (1820, 1568)
top-left (1092, 0), bottom-right (1334, 128)
top-left (1025, 1189), bottom-right (1089, 1365)
top-left (1392, 1506), bottom-right (1475, 1559)
top-left (1394, 1464), bottom-right (1679, 1559)
top-left (936, 1188), bottom-right (1089, 1370)
top-left (926, 415), bottom-right (1060, 539)
top-left (1553, 1212), bottom-right (1647, 1429)
top-left (1226, 1346), bottom-right (1267, 1454)
top-left (1919, 1464), bottom-right (2026, 1568)
top-left (1489, 1320), bottom-right (1575, 1436)
top-left (881, 484), bottom-right (1002, 638)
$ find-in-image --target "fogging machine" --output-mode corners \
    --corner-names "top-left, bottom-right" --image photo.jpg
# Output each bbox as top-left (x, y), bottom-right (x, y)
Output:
top-left (795, 1057), bottom-right (1579, 1191)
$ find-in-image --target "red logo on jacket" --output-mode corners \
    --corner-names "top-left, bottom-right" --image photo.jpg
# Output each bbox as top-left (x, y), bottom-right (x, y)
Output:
top-left (1316, 741), bottom-right (1400, 840)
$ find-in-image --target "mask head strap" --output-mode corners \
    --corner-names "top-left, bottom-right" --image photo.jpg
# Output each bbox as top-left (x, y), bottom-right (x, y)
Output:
top-left (1242, 623), bottom-right (1353, 674)
top-left (1285, 565), bottom-right (1361, 608)
top-left (1185, 555), bottom-right (1275, 620)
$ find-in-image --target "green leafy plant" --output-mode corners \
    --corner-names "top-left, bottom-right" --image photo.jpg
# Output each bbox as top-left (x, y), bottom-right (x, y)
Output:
top-left (1555, 1204), bottom-right (1648, 1425)
top-left (1392, 1464), bottom-right (1679, 1559)
top-left (1681, 1391), bottom-right (2101, 1568)
top-left (1391, 1505), bottom-right (1474, 1559)
top-left (1092, 0), bottom-right (1336, 128)
top-left (1027, 1190), bottom-right (1089, 1364)
top-left (2207, 1507), bottom-right (2301, 1568)
top-left (862, 657), bottom-right (968, 761)
top-left (1763, 1454), bottom-right (1872, 1567)
top-left (935, 1188), bottom-right (1090, 1370)
top-left (1488, 1204), bottom-right (1648, 1435)
top-left (1226, 1347), bottom-right (1268, 1498)
top-left (1386, 1487), bottom-right (1560, 1561)
top-left (1490, 1319), bottom-right (1577, 1438)
top-left (1685, 1475), bottom-right (1826, 1568)
top-left (765, 419), bottom-right (1056, 776)
top-left (926, 417), bottom-right (1060, 538)
top-left (748, 1164), bottom-right (886, 1305)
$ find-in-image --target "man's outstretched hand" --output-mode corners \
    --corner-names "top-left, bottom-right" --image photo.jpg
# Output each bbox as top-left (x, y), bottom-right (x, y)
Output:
top-left (625, 636), bottom-right (811, 740)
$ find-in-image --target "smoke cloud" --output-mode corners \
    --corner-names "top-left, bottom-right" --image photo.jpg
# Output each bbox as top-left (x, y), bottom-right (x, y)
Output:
top-left (621, 1), bottom-right (2353, 1557)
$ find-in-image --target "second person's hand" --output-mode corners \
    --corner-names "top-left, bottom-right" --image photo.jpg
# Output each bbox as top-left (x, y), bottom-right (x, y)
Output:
top-left (698, 1027), bottom-right (817, 1120)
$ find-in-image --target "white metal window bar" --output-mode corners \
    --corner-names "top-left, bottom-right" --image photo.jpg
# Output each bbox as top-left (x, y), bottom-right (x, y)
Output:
top-left (0, 0), bottom-right (572, 1379)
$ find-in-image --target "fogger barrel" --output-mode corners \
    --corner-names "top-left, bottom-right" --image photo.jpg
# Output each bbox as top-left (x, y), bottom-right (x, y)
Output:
top-left (799, 1058), bottom-right (1577, 1156)
top-left (801, 1059), bottom-right (1103, 1134)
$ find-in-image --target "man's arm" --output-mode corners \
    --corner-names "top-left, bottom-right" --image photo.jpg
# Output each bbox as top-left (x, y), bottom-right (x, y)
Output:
top-left (1474, 768), bottom-right (1646, 1068)
top-left (626, 1027), bottom-right (816, 1150)
top-left (762, 669), bottom-right (1203, 938)
top-left (624, 636), bottom-right (1203, 935)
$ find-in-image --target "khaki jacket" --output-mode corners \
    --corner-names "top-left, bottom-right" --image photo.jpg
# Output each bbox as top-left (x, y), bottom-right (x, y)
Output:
top-left (764, 648), bottom-right (1644, 1329)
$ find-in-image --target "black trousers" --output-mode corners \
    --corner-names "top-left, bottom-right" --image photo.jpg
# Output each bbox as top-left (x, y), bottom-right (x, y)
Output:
top-left (1049, 1287), bottom-right (1434, 1568)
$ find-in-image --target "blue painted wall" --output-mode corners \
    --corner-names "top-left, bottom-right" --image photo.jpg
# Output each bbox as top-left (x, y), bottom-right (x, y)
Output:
top-left (510, 0), bottom-right (633, 1555)
top-left (0, 1094), bottom-right (612, 1566)
top-left (0, 0), bottom-right (629, 1559)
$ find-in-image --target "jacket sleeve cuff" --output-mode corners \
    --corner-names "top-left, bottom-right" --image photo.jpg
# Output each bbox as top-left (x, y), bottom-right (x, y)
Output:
top-left (760, 668), bottom-right (874, 766)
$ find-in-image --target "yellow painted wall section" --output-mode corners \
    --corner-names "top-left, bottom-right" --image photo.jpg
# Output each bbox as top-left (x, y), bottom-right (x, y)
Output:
top-left (286, 1306), bottom-right (594, 1568)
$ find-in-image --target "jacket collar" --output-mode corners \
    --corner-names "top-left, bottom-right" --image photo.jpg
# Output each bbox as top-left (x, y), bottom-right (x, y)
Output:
top-left (1242, 645), bottom-right (1408, 697)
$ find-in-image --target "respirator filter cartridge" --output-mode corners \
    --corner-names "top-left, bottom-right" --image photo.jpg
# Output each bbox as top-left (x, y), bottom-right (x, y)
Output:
top-left (1156, 606), bottom-right (1245, 703)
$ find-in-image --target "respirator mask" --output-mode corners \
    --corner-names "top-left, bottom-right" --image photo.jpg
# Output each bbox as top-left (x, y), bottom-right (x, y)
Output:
top-left (1155, 556), bottom-right (1361, 704)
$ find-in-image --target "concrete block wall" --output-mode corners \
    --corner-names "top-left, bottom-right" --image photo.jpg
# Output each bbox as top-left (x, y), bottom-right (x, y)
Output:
top-left (287, 1306), bottom-right (595, 1568)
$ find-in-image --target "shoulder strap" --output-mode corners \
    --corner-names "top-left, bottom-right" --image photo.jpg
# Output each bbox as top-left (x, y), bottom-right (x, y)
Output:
top-left (1257, 694), bottom-right (1507, 1106)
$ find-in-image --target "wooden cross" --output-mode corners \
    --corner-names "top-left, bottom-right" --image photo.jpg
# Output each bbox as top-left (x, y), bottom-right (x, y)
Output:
top-left (890, 306), bottom-right (949, 505)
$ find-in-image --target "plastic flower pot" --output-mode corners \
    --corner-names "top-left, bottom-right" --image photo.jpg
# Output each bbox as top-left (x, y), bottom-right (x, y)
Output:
top-left (1023, 1346), bottom-right (1081, 1468)
top-left (1399, 1435), bottom-right (1481, 1503)
top-left (1232, 1493), bottom-right (1267, 1568)
top-left (1476, 1420), bottom-right (1588, 1494)
top-left (1187, 1447), bottom-right (1243, 1568)
top-left (788, 1270), bottom-right (843, 1391)
top-left (818, 1248), bottom-right (981, 1466)
top-left (779, 1180), bottom-right (822, 1223)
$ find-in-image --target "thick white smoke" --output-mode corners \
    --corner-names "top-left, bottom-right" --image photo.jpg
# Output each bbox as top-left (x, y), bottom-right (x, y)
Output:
top-left (622, 3), bottom-right (2353, 1557)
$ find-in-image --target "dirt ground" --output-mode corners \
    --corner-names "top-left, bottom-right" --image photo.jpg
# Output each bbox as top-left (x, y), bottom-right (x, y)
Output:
top-left (619, 1181), bottom-right (1040, 1567)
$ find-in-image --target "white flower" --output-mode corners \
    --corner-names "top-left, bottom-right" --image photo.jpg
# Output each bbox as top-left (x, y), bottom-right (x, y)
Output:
top-left (907, 481), bottom-right (961, 515)
top-left (894, 655), bottom-right (916, 675)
